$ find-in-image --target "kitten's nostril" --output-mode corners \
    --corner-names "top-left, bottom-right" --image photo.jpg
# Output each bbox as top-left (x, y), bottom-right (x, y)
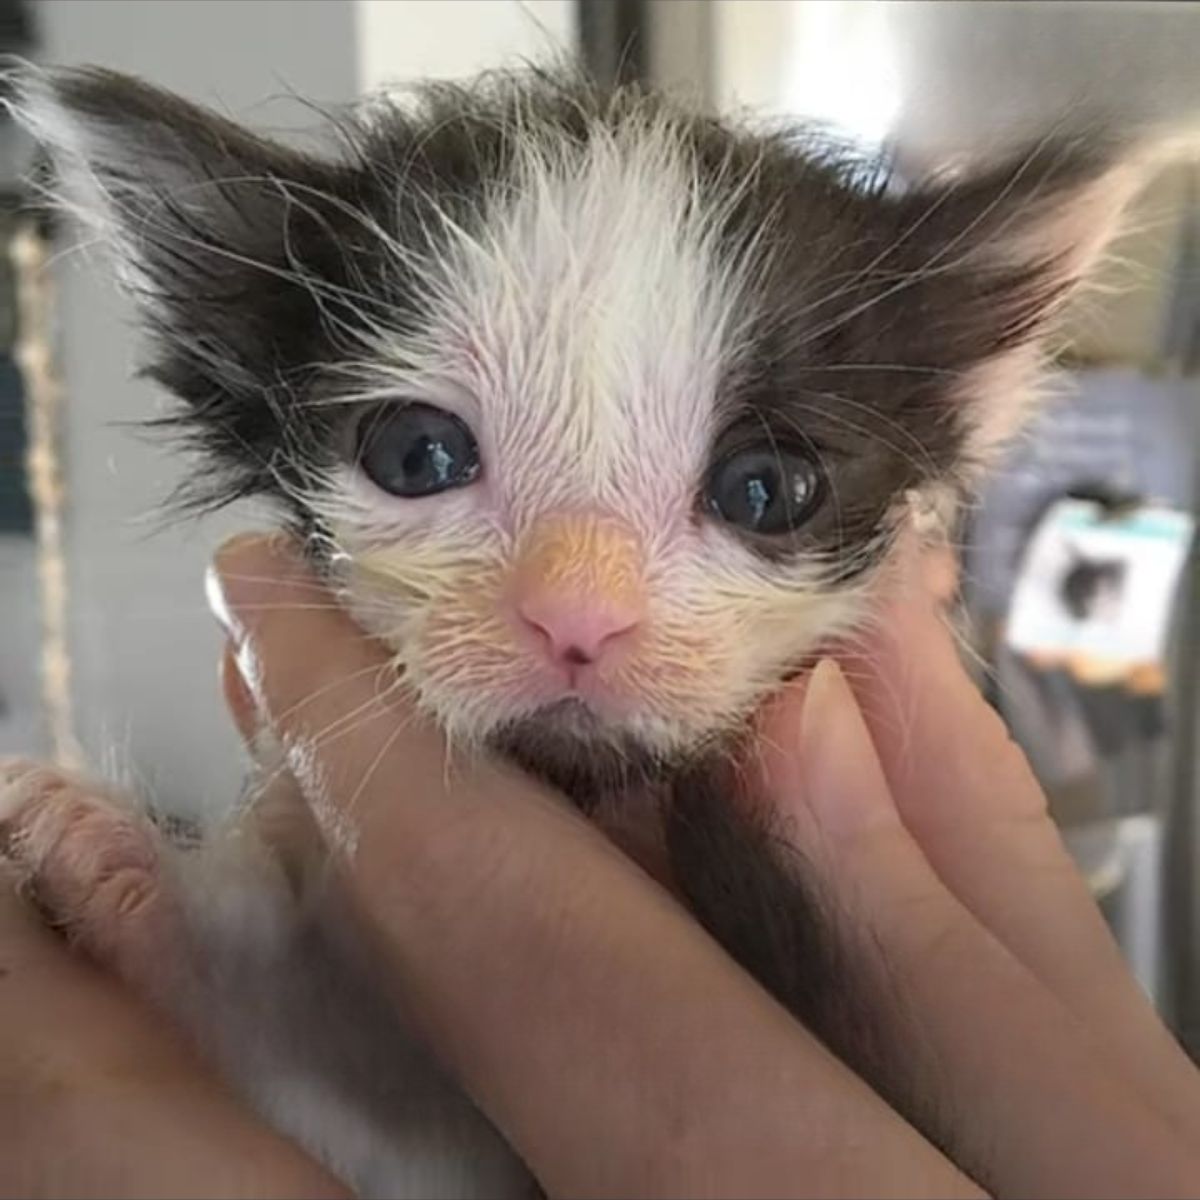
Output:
top-left (517, 593), bottom-right (641, 672)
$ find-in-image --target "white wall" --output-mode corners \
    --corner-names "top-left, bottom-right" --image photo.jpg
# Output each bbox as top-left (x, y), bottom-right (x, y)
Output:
top-left (885, 1), bottom-right (1200, 160)
top-left (703, 1), bottom-right (1200, 367)
top-left (35, 0), bottom-right (575, 814)
top-left (0, 535), bottom-right (46, 757)
top-left (358, 0), bottom-right (575, 92)
top-left (708, 1), bottom-right (1200, 151)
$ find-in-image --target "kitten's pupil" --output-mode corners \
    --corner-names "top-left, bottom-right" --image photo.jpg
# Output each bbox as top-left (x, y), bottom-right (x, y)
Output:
top-left (357, 403), bottom-right (480, 497)
top-left (745, 475), bottom-right (773, 525)
top-left (421, 441), bottom-right (454, 485)
top-left (706, 444), bottom-right (824, 535)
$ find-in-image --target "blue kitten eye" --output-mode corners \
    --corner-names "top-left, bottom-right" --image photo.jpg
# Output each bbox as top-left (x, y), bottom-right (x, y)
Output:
top-left (704, 443), bottom-right (825, 535)
top-left (356, 402), bottom-right (481, 498)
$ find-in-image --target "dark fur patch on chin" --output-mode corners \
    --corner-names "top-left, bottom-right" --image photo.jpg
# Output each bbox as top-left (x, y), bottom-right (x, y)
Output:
top-left (664, 753), bottom-right (953, 1164)
top-left (489, 708), bottom-right (854, 1028)
top-left (494, 719), bottom-right (905, 1105)
top-left (494, 700), bottom-right (962, 1165)
top-left (487, 720), bottom-right (954, 1165)
top-left (486, 701), bottom-right (682, 810)
top-left (666, 754), bottom-right (862, 1040)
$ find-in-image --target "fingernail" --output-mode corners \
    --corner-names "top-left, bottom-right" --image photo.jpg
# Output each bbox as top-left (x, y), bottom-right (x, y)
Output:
top-left (220, 640), bottom-right (260, 744)
top-left (799, 658), bottom-right (898, 838)
top-left (799, 658), bottom-right (845, 738)
top-left (206, 563), bottom-right (238, 638)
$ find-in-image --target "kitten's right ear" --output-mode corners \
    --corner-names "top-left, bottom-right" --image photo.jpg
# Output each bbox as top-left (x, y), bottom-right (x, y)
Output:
top-left (5, 63), bottom-right (345, 298)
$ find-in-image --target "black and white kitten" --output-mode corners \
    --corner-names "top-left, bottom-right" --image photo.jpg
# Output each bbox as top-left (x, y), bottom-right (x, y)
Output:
top-left (0, 65), bottom-right (1158, 1197)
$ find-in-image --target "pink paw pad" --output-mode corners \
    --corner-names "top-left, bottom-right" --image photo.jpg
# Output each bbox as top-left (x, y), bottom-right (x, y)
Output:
top-left (0, 757), bottom-right (178, 980)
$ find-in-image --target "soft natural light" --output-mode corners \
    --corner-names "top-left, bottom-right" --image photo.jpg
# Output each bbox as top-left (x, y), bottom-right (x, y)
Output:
top-left (782, 0), bottom-right (900, 148)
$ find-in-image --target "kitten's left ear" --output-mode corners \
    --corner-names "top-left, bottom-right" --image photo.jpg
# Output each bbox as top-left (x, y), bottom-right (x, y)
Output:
top-left (886, 127), bottom-right (1181, 460)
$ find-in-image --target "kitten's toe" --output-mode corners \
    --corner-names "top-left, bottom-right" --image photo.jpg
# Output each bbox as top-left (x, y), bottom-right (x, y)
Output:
top-left (0, 758), bottom-right (183, 990)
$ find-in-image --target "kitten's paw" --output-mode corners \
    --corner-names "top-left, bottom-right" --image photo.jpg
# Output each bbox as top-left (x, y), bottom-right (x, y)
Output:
top-left (0, 758), bottom-right (184, 988)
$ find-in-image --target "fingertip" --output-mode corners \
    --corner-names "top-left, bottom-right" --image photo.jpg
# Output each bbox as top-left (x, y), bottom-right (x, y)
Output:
top-left (803, 659), bottom-right (901, 831)
top-left (750, 666), bottom-right (811, 801)
top-left (204, 530), bottom-right (397, 753)
top-left (758, 658), bottom-right (900, 843)
top-left (202, 531), bottom-right (445, 850)
top-left (206, 532), bottom-right (310, 640)
top-left (212, 530), bottom-right (297, 576)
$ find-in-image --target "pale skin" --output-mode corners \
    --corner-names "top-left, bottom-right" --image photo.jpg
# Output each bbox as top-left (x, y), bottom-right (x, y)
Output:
top-left (2, 532), bottom-right (1200, 1199)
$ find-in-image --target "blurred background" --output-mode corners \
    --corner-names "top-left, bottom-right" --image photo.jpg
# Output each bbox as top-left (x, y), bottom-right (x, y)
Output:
top-left (0, 0), bottom-right (1198, 1053)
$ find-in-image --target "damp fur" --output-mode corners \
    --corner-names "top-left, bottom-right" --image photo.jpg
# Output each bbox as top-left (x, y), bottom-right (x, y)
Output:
top-left (3, 61), bottom-right (1159, 1197)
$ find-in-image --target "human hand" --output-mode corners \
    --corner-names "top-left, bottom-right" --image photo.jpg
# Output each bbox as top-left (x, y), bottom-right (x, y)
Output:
top-left (209, 531), bottom-right (1200, 1199)
top-left (0, 851), bottom-right (349, 1200)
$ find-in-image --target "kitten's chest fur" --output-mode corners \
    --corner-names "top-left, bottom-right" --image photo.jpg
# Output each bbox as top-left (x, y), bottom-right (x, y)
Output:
top-left (160, 765), bottom-right (536, 1198)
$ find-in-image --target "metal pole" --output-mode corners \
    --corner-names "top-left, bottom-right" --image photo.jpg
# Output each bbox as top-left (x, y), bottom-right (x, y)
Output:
top-left (578, 0), bottom-right (647, 88)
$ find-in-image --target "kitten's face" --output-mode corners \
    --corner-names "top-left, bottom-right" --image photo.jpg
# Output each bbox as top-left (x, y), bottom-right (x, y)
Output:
top-left (318, 120), bottom-right (889, 775)
top-left (14, 68), bottom-right (1141, 791)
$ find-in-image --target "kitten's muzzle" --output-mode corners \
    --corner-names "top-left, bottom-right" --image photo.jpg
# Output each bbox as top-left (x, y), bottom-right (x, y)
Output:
top-left (508, 513), bottom-right (646, 688)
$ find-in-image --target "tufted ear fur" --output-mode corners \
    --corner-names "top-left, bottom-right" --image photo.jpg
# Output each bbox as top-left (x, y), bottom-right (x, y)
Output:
top-left (6, 65), bottom-right (373, 509)
top-left (873, 128), bottom-right (1162, 464)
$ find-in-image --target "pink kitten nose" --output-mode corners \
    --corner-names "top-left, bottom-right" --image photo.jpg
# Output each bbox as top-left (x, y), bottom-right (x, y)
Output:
top-left (518, 590), bottom-right (641, 670)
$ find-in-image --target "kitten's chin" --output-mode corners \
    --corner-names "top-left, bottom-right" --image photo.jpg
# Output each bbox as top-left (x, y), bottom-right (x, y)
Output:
top-left (486, 700), bottom-right (696, 810)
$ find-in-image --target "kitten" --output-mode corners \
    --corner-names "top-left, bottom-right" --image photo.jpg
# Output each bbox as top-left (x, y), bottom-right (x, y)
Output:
top-left (0, 64), bottom-right (1156, 1196)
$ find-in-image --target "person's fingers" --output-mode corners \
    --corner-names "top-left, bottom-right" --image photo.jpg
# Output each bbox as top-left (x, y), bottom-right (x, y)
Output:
top-left (757, 659), bottom-right (1200, 1199)
top-left (840, 539), bottom-right (1200, 1141)
top-left (209, 534), bottom-right (976, 1200)
top-left (0, 869), bottom-right (348, 1200)
top-left (915, 537), bottom-right (960, 605)
top-left (220, 635), bottom-right (328, 887)
top-left (221, 639), bottom-right (259, 745)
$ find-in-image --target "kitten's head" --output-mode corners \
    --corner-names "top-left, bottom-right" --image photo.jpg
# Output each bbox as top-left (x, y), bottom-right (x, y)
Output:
top-left (10, 66), bottom-right (1147, 794)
